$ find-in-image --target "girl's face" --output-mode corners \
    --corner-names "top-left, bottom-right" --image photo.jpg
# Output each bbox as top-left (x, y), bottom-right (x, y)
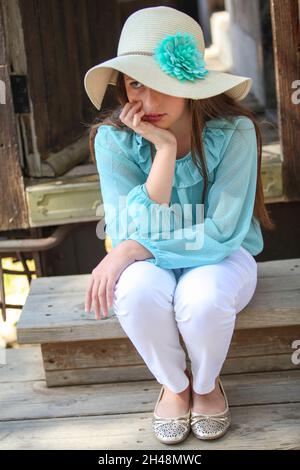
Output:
top-left (123, 74), bottom-right (191, 132)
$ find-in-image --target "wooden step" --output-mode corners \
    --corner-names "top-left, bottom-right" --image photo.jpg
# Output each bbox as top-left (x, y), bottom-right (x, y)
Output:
top-left (0, 347), bottom-right (299, 450)
top-left (17, 257), bottom-right (300, 342)
top-left (16, 258), bottom-right (300, 386)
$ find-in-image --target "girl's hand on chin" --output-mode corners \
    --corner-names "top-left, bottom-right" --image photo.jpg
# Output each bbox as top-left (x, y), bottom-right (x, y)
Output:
top-left (120, 100), bottom-right (177, 150)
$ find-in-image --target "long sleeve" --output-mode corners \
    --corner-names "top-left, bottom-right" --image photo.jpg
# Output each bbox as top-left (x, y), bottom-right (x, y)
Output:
top-left (94, 125), bottom-right (149, 247)
top-left (123, 117), bottom-right (259, 269)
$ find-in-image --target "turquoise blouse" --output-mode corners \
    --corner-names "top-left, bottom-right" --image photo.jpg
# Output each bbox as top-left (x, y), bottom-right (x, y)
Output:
top-left (94, 115), bottom-right (264, 278)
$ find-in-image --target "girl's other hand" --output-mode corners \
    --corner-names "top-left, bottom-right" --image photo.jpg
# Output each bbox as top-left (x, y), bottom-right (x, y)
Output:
top-left (85, 245), bottom-right (134, 320)
top-left (119, 100), bottom-right (177, 150)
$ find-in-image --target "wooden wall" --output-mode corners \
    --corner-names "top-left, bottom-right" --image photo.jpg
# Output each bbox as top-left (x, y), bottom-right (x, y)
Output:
top-left (18, 0), bottom-right (121, 158)
top-left (270, 0), bottom-right (300, 201)
top-left (0, 0), bottom-right (28, 230)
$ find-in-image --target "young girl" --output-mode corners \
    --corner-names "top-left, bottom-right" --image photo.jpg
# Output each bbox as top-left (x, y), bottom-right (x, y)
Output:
top-left (84, 6), bottom-right (275, 445)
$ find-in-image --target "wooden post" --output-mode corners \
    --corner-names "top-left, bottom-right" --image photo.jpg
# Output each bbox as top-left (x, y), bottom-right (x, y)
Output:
top-left (0, 1), bottom-right (29, 230)
top-left (270, 0), bottom-right (300, 200)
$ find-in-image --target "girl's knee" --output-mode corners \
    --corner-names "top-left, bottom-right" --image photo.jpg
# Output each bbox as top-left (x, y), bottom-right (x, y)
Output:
top-left (174, 287), bottom-right (235, 328)
top-left (113, 260), bottom-right (176, 316)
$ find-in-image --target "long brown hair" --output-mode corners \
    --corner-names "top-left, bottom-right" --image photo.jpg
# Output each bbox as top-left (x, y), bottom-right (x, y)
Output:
top-left (88, 71), bottom-right (276, 231)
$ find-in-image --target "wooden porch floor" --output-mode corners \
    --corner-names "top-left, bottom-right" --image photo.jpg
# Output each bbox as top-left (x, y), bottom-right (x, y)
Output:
top-left (0, 346), bottom-right (299, 450)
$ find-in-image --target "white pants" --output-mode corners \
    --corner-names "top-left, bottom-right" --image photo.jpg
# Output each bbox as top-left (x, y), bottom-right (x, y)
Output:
top-left (112, 246), bottom-right (257, 394)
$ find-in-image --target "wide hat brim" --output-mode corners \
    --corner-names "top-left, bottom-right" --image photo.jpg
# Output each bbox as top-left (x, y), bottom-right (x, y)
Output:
top-left (84, 54), bottom-right (252, 110)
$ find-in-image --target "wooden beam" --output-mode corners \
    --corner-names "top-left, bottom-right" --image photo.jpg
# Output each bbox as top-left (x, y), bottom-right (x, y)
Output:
top-left (0, 1), bottom-right (28, 230)
top-left (270, 0), bottom-right (300, 200)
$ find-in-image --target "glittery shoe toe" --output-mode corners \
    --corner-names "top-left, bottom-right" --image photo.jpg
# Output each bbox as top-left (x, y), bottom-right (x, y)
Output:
top-left (152, 386), bottom-right (191, 444)
top-left (190, 378), bottom-right (231, 440)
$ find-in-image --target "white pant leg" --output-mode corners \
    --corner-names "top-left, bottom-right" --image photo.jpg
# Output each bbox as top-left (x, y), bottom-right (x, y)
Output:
top-left (112, 260), bottom-right (190, 393)
top-left (173, 246), bottom-right (258, 394)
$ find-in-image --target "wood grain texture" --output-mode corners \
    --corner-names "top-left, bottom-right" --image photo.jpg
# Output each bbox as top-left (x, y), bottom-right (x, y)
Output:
top-left (0, 1), bottom-right (28, 230)
top-left (270, 0), bottom-right (300, 200)
top-left (0, 348), bottom-right (299, 450)
top-left (17, 258), bottom-right (300, 344)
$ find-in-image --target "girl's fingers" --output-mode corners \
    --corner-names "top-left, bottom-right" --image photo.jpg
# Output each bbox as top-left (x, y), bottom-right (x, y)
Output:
top-left (133, 114), bottom-right (139, 127)
top-left (92, 295), bottom-right (101, 320)
top-left (88, 271), bottom-right (116, 319)
top-left (98, 278), bottom-right (108, 317)
top-left (106, 279), bottom-right (115, 311)
top-left (120, 101), bottom-right (146, 131)
top-left (119, 102), bottom-right (133, 120)
top-left (123, 101), bottom-right (142, 122)
top-left (91, 279), bottom-right (101, 319)
top-left (133, 108), bottom-right (145, 127)
top-left (85, 276), bottom-right (94, 312)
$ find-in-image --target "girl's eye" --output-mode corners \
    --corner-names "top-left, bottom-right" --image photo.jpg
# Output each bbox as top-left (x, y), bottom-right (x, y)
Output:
top-left (130, 81), bottom-right (143, 89)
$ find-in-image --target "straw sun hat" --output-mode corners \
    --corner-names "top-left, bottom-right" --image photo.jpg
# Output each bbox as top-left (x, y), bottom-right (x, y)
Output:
top-left (84, 5), bottom-right (252, 110)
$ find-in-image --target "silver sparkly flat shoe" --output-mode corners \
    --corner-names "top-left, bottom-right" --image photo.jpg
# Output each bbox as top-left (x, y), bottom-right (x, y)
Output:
top-left (190, 377), bottom-right (231, 440)
top-left (152, 385), bottom-right (191, 445)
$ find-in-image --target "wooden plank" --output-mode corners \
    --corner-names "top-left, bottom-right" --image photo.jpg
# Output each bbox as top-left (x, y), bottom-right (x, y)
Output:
top-left (17, 273), bottom-right (300, 343)
top-left (24, 257), bottom-right (300, 296)
top-left (0, 1), bottom-right (29, 230)
top-left (17, 302), bottom-right (300, 344)
top-left (41, 326), bottom-right (299, 372)
top-left (0, 369), bottom-right (299, 422)
top-left (256, 258), bottom-right (300, 277)
top-left (0, 403), bottom-right (299, 450)
top-left (42, 338), bottom-right (144, 371)
top-left (18, 0), bottom-right (49, 164)
top-left (45, 364), bottom-right (154, 387)
top-left (270, 0), bottom-right (300, 200)
top-left (221, 354), bottom-right (299, 375)
top-left (2, 345), bottom-right (296, 389)
top-left (229, 325), bottom-right (300, 357)
top-left (44, 354), bottom-right (299, 387)
top-left (45, 0), bottom-right (75, 146)
top-left (0, 346), bottom-right (44, 383)
top-left (18, 0), bottom-right (120, 177)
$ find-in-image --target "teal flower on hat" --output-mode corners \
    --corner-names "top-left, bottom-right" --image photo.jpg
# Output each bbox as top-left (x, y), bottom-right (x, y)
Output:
top-left (153, 32), bottom-right (208, 82)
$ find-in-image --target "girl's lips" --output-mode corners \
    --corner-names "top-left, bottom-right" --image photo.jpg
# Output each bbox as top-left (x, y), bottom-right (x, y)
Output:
top-left (142, 114), bottom-right (166, 121)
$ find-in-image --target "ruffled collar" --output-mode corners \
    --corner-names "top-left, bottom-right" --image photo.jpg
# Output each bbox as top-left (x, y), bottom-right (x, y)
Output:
top-left (134, 122), bottom-right (226, 188)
